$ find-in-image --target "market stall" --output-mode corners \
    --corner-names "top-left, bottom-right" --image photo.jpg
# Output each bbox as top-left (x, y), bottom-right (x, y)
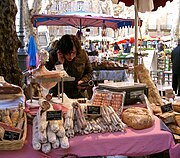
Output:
top-left (0, 116), bottom-right (179, 158)
top-left (0, 57), bottom-right (180, 158)
top-left (1, 2), bottom-right (179, 156)
top-left (112, 0), bottom-right (174, 82)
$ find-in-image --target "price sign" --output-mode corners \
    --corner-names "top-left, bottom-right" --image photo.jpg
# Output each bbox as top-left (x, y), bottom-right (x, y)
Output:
top-left (87, 105), bottom-right (101, 115)
top-left (3, 130), bottom-right (20, 140)
top-left (46, 110), bottom-right (62, 121)
top-left (161, 103), bottom-right (173, 113)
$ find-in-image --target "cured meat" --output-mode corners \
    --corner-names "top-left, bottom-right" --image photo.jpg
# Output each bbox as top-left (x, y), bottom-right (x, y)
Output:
top-left (33, 65), bottom-right (61, 79)
top-left (32, 64), bottom-right (62, 90)
top-left (0, 76), bottom-right (22, 94)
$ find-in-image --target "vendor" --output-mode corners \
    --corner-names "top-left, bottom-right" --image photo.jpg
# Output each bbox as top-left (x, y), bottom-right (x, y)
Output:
top-left (114, 42), bottom-right (120, 53)
top-left (45, 34), bottom-right (93, 99)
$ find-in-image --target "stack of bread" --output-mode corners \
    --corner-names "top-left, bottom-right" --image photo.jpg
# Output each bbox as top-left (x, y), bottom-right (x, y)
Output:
top-left (0, 104), bottom-right (25, 141)
top-left (0, 76), bottom-right (25, 110)
top-left (0, 76), bottom-right (27, 150)
top-left (134, 64), bottom-right (180, 138)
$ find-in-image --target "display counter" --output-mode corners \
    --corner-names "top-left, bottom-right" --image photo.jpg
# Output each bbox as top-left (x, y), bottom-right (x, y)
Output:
top-left (109, 56), bottom-right (134, 65)
top-left (92, 70), bottom-right (128, 82)
top-left (0, 116), bottom-right (179, 158)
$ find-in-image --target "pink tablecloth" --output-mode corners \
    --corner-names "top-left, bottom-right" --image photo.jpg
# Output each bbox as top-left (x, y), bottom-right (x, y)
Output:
top-left (0, 117), bottom-right (179, 158)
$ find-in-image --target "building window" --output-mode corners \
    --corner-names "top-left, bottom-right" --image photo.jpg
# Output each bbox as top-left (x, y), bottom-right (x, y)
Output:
top-left (64, 26), bottom-right (72, 34)
top-left (148, 15), bottom-right (157, 30)
top-left (167, 13), bottom-right (172, 24)
top-left (77, 1), bottom-right (84, 11)
top-left (56, 2), bottom-right (60, 11)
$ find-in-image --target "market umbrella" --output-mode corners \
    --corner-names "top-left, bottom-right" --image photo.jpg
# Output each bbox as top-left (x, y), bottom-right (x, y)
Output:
top-left (31, 12), bottom-right (142, 31)
top-left (113, 0), bottom-right (173, 11)
top-left (27, 35), bottom-right (38, 69)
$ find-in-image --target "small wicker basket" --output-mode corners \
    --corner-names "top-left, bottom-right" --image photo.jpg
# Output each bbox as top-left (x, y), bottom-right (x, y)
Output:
top-left (0, 112), bottom-right (27, 150)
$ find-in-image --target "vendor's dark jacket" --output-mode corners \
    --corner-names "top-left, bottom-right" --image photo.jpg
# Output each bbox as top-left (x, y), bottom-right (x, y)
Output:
top-left (171, 44), bottom-right (180, 74)
top-left (45, 49), bottom-right (93, 98)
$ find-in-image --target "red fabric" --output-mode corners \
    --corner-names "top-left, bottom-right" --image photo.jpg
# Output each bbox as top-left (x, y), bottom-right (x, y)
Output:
top-left (129, 37), bottom-right (135, 43)
top-left (0, 116), bottom-right (179, 158)
top-left (53, 103), bottom-right (68, 112)
top-left (27, 53), bottom-right (40, 70)
top-left (114, 50), bottom-right (119, 54)
top-left (118, 0), bottom-right (173, 11)
top-left (117, 39), bottom-right (126, 44)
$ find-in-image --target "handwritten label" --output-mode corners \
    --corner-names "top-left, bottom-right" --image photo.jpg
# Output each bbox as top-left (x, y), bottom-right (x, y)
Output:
top-left (3, 130), bottom-right (20, 140)
top-left (46, 110), bottom-right (62, 121)
top-left (87, 105), bottom-right (101, 115)
top-left (161, 103), bottom-right (173, 113)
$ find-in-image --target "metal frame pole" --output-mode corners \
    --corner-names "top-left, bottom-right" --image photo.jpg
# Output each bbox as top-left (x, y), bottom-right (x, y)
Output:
top-left (18, 0), bottom-right (28, 71)
top-left (134, 0), bottom-right (138, 82)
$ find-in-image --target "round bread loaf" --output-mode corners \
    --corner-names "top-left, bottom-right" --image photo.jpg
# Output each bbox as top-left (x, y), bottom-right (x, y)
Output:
top-left (122, 107), bottom-right (155, 130)
top-left (172, 102), bottom-right (180, 113)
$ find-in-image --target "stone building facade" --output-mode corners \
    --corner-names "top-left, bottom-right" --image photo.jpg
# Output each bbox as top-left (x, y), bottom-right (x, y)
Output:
top-left (41, 0), bottom-right (180, 42)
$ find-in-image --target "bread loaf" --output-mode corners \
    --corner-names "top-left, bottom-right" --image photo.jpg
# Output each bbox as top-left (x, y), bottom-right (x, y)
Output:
top-left (167, 124), bottom-right (180, 134)
top-left (175, 115), bottom-right (180, 127)
top-left (172, 102), bottom-right (180, 113)
top-left (159, 112), bottom-right (175, 124)
top-left (122, 107), bottom-right (155, 130)
top-left (150, 103), bottom-right (162, 114)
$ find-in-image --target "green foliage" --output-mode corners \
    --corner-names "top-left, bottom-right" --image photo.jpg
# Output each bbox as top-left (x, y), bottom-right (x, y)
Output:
top-left (138, 47), bottom-right (155, 51)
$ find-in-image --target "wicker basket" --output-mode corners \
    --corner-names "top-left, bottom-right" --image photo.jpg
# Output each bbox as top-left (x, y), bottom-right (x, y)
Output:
top-left (0, 112), bottom-right (27, 150)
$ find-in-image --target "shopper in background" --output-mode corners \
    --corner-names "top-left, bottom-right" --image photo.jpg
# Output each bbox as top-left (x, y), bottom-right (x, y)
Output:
top-left (124, 39), bottom-right (131, 53)
top-left (89, 40), bottom-right (96, 52)
top-left (113, 42), bottom-right (120, 54)
top-left (45, 34), bottom-right (93, 98)
top-left (157, 42), bottom-right (164, 52)
top-left (171, 39), bottom-right (180, 96)
top-left (46, 39), bottom-right (59, 53)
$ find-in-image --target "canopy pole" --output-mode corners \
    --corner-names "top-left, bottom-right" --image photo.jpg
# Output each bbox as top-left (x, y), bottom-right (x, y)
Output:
top-left (134, 0), bottom-right (138, 82)
top-left (80, 19), bottom-right (82, 33)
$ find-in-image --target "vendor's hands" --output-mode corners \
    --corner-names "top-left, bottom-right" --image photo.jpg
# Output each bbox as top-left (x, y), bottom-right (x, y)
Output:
top-left (57, 50), bottom-right (65, 64)
top-left (77, 80), bottom-right (86, 90)
top-left (77, 80), bottom-right (84, 85)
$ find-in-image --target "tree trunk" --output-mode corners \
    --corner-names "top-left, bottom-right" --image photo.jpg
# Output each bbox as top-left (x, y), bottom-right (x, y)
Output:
top-left (0, 0), bottom-right (22, 86)
top-left (23, 0), bottom-right (34, 43)
top-left (23, 0), bottom-right (43, 52)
